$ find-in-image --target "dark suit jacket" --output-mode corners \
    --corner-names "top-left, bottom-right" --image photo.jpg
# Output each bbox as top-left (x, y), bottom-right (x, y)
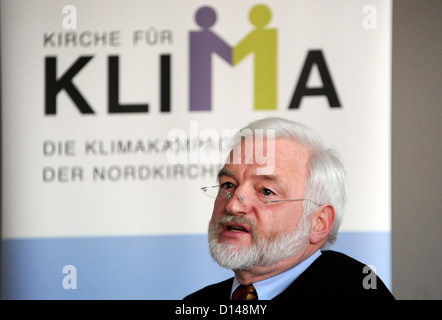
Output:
top-left (184, 250), bottom-right (395, 300)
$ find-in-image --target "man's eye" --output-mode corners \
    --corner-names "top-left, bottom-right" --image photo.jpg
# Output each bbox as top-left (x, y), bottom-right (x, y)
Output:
top-left (262, 188), bottom-right (275, 196)
top-left (220, 182), bottom-right (234, 190)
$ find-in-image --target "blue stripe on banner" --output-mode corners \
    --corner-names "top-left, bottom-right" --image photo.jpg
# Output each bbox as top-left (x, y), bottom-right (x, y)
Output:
top-left (1, 232), bottom-right (390, 300)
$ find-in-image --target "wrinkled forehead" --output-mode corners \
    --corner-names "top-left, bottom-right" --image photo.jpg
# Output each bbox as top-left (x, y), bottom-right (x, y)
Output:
top-left (230, 136), bottom-right (274, 163)
top-left (223, 136), bottom-right (312, 180)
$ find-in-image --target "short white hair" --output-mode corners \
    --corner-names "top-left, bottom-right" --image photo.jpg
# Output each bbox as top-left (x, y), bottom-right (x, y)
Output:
top-left (232, 117), bottom-right (347, 247)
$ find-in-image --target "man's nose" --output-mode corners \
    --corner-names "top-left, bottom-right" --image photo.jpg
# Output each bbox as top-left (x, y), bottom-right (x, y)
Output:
top-left (224, 192), bottom-right (252, 215)
top-left (229, 193), bottom-right (245, 204)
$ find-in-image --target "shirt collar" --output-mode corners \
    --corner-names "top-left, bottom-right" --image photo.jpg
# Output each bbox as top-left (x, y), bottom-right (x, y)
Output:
top-left (230, 250), bottom-right (321, 300)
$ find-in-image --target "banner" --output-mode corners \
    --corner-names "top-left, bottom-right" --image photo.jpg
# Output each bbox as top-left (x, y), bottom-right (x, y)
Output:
top-left (1, 0), bottom-right (391, 299)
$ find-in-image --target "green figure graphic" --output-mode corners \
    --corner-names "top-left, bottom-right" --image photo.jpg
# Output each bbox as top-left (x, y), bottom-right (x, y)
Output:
top-left (234, 4), bottom-right (277, 110)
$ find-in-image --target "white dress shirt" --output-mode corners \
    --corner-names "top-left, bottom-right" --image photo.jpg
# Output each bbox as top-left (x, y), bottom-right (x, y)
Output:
top-left (230, 250), bottom-right (321, 300)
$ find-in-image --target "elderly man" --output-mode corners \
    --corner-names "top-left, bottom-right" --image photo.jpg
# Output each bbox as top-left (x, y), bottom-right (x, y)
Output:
top-left (185, 117), bottom-right (394, 300)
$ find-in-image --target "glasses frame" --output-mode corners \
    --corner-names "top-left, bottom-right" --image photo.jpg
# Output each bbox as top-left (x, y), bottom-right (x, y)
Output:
top-left (201, 185), bottom-right (320, 206)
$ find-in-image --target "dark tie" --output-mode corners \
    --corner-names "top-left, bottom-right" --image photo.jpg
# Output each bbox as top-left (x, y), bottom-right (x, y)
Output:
top-left (232, 284), bottom-right (258, 300)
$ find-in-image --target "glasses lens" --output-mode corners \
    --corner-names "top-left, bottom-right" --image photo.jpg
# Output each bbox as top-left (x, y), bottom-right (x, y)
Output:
top-left (202, 186), bottom-right (231, 199)
top-left (202, 186), bottom-right (219, 198)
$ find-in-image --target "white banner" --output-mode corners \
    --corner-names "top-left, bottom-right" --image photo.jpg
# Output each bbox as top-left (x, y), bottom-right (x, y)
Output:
top-left (1, 0), bottom-right (391, 299)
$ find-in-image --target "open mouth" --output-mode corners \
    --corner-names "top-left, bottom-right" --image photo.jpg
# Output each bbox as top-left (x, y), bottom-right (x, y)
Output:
top-left (224, 223), bottom-right (250, 233)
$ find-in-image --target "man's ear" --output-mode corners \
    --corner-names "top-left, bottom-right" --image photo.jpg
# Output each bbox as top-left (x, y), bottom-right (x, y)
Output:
top-left (310, 205), bottom-right (336, 245)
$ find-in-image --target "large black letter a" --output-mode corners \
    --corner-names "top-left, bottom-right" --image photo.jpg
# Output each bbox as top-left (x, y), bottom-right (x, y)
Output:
top-left (289, 50), bottom-right (341, 109)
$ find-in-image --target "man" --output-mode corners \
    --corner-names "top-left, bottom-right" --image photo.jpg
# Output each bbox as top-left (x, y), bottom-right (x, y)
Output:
top-left (184, 117), bottom-right (394, 300)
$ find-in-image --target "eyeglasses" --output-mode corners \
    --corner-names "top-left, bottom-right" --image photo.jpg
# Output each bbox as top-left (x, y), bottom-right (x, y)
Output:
top-left (201, 185), bottom-right (320, 206)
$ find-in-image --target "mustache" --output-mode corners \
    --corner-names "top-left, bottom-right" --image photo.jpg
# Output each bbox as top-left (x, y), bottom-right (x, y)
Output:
top-left (209, 215), bottom-right (258, 241)
top-left (215, 215), bottom-right (254, 229)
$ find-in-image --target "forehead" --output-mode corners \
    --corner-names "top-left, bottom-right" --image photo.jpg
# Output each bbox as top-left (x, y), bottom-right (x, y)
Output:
top-left (222, 137), bottom-right (312, 182)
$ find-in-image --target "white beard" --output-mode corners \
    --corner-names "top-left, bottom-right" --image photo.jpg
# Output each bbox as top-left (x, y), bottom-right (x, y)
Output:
top-left (208, 214), bottom-right (311, 271)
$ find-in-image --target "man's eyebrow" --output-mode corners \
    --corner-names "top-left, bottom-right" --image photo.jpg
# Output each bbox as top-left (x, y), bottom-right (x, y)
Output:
top-left (254, 174), bottom-right (286, 188)
top-left (217, 170), bottom-right (282, 184)
top-left (256, 174), bottom-right (280, 182)
top-left (217, 169), bottom-right (236, 181)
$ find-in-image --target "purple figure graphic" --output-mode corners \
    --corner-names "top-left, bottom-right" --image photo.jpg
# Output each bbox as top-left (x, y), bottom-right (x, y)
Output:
top-left (190, 6), bottom-right (232, 111)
